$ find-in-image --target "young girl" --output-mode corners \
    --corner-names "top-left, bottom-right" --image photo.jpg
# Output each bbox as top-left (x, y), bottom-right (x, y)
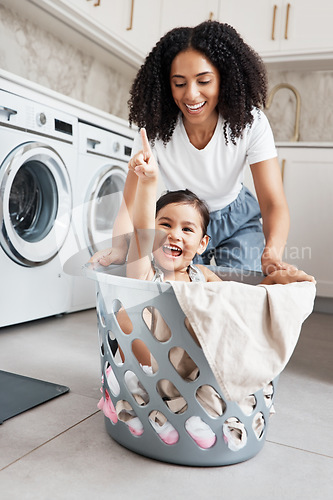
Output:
top-left (98, 129), bottom-right (315, 449)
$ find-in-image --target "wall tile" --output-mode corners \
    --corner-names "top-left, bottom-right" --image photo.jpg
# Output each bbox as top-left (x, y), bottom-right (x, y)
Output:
top-left (266, 70), bottom-right (333, 142)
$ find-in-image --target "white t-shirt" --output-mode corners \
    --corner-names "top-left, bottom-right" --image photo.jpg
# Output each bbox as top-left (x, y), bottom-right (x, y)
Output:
top-left (132, 108), bottom-right (277, 212)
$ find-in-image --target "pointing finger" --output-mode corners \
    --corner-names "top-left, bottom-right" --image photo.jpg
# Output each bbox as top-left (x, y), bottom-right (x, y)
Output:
top-left (140, 128), bottom-right (152, 160)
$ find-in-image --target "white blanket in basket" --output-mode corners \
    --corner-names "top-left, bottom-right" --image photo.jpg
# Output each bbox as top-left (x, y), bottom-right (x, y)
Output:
top-left (171, 281), bottom-right (316, 402)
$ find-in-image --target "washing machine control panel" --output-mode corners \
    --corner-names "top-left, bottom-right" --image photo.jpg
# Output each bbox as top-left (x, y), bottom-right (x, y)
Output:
top-left (0, 89), bottom-right (78, 144)
top-left (79, 122), bottom-right (133, 162)
top-left (112, 141), bottom-right (120, 154)
top-left (36, 112), bottom-right (47, 127)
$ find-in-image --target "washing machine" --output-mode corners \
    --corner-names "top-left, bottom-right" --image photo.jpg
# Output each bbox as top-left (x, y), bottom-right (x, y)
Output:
top-left (0, 89), bottom-right (77, 327)
top-left (69, 121), bottom-right (134, 311)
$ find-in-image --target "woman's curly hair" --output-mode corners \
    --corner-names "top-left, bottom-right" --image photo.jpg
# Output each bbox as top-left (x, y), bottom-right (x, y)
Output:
top-left (128, 21), bottom-right (267, 145)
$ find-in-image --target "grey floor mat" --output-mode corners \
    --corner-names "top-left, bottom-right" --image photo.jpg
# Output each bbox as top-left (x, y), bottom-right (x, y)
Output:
top-left (0, 370), bottom-right (69, 424)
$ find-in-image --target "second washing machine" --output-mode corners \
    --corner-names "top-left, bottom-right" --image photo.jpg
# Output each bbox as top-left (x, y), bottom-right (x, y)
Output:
top-left (69, 121), bottom-right (134, 311)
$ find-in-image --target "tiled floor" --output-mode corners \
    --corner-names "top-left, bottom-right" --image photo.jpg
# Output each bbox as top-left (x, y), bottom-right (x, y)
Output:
top-left (0, 308), bottom-right (332, 499)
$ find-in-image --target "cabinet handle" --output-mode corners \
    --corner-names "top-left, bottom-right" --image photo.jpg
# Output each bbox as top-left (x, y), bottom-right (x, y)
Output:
top-left (271, 5), bottom-right (278, 40)
top-left (285, 3), bottom-right (291, 39)
top-left (86, 0), bottom-right (101, 6)
top-left (281, 159), bottom-right (286, 183)
top-left (126, 0), bottom-right (135, 31)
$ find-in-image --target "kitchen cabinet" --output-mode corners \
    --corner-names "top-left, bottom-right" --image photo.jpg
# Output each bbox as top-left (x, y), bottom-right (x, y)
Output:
top-left (15, 0), bottom-right (161, 71)
top-left (219, 0), bottom-right (333, 62)
top-left (5, 0), bottom-right (333, 73)
top-left (278, 146), bottom-right (333, 298)
top-left (159, 0), bottom-right (219, 36)
top-left (60, 0), bottom-right (161, 57)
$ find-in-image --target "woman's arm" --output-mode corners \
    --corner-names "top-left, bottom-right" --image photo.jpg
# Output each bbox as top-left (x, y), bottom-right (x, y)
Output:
top-left (250, 156), bottom-right (296, 275)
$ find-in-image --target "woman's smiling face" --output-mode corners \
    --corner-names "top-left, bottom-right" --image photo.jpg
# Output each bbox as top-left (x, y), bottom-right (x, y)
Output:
top-left (153, 202), bottom-right (209, 276)
top-left (170, 49), bottom-right (220, 126)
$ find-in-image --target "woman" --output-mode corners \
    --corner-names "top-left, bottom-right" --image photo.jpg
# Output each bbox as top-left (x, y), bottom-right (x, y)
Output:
top-left (91, 21), bottom-right (293, 275)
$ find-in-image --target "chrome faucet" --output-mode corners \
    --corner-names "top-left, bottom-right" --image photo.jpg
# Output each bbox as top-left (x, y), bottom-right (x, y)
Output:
top-left (265, 83), bottom-right (301, 142)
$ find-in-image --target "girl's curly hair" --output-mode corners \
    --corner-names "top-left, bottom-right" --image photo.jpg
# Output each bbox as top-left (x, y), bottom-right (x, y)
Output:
top-left (128, 21), bottom-right (267, 145)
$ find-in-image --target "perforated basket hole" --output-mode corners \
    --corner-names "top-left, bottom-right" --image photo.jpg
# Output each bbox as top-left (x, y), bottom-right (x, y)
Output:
top-left (142, 306), bottom-right (171, 342)
top-left (156, 379), bottom-right (187, 414)
top-left (195, 385), bottom-right (226, 417)
top-left (263, 381), bottom-right (274, 408)
top-left (184, 317), bottom-right (201, 347)
top-left (252, 412), bottom-right (265, 440)
top-left (114, 303), bottom-right (133, 335)
top-left (99, 337), bottom-right (104, 356)
top-left (168, 346), bottom-right (199, 381)
top-left (148, 410), bottom-right (179, 445)
top-left (223, 417), bottom-right (248, 452)
top-left (116, 400), bottom-right (144, 437)
top-left (104, 361), bottom-right (120, 397)
top-left (132, 339), bottom-right (158, 372)
top-left (124, 370), bottom-right (149, 406)
top-left (185, 416), bottom-right (216, 449)
top-left (107, 330), bottom-right (124, 366)
top-left (237, 394), bottom-right (257, 416)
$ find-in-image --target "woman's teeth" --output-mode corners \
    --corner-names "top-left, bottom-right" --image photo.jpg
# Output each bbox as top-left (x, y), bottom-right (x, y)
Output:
top-left (185, 101), bottom-right (206, 111)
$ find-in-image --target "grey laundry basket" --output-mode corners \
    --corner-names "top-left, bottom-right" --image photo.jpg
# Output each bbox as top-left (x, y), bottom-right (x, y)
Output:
top-left (85, 264), bottom-right (277, 467)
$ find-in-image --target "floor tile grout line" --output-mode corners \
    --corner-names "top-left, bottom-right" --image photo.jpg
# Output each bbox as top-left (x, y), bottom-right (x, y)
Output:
top-left (266, 439), bottom-right (333, 459)
top-left (0, 410), bottom-right (100, 472)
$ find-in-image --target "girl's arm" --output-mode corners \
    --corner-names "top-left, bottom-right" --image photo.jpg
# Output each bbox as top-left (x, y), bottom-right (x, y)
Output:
top-left (197, 265), bottom-right (222, 282)
top-left (89, 170), bottom-right (138, 265)
top-left (89, 135), bottom-right (152, 266)
top-left (126, 129), bottom-right (158, 281)
top-left (250, 156), bottom-right (296, 275)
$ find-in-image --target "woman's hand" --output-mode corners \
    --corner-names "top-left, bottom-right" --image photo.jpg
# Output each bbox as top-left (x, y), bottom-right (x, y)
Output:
top-left (128, 128), bottom-right (158, 180)
top-left (88, 246), bottom-right (127, 267)
top-left (261, 268), bottom-right (316, 286)
top-left (261, 246), bottom-right (298, 275)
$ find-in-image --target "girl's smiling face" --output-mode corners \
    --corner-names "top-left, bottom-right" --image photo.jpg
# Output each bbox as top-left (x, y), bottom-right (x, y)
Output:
top-left (170, 49), bottom-right (220, 127)
top-left (153, 202), bottom-right (209, 277)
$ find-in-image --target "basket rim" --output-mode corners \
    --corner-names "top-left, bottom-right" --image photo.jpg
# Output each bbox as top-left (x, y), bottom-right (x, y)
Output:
top-left (83, 263), bottom-right (173, 292)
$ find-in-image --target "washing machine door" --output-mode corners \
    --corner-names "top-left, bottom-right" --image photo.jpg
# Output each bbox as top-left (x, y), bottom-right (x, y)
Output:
top-left (0, 142), bottom-right (72, 266)
top-left (86, 165), bottom-right (126, 254)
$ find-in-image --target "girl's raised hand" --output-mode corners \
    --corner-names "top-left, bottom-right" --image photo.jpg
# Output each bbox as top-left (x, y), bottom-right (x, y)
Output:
top-left (128, 128), bottom-right (158, 179)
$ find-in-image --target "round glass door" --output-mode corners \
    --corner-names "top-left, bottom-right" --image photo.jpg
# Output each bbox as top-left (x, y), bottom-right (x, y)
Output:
top-left (0, 142), bottom-right (72, 266)
top-left (86, 166), bottom-right (126, 254)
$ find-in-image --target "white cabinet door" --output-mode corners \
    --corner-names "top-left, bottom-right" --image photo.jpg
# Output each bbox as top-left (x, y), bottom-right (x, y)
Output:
top-left (218, 0), bottom-right (333, 59)
top-left (57, 0), bottom-right (161, 59)
top-left (278, 0), bottom-right (333, 54)
top-left (219, 0), bottom-right (279, 54)
top-left (278, 147), bottom-right (333, 297)
top-left (160, 0), bottom-right (219, 36)
top-left (85, 0), bottom-right (162, 57)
